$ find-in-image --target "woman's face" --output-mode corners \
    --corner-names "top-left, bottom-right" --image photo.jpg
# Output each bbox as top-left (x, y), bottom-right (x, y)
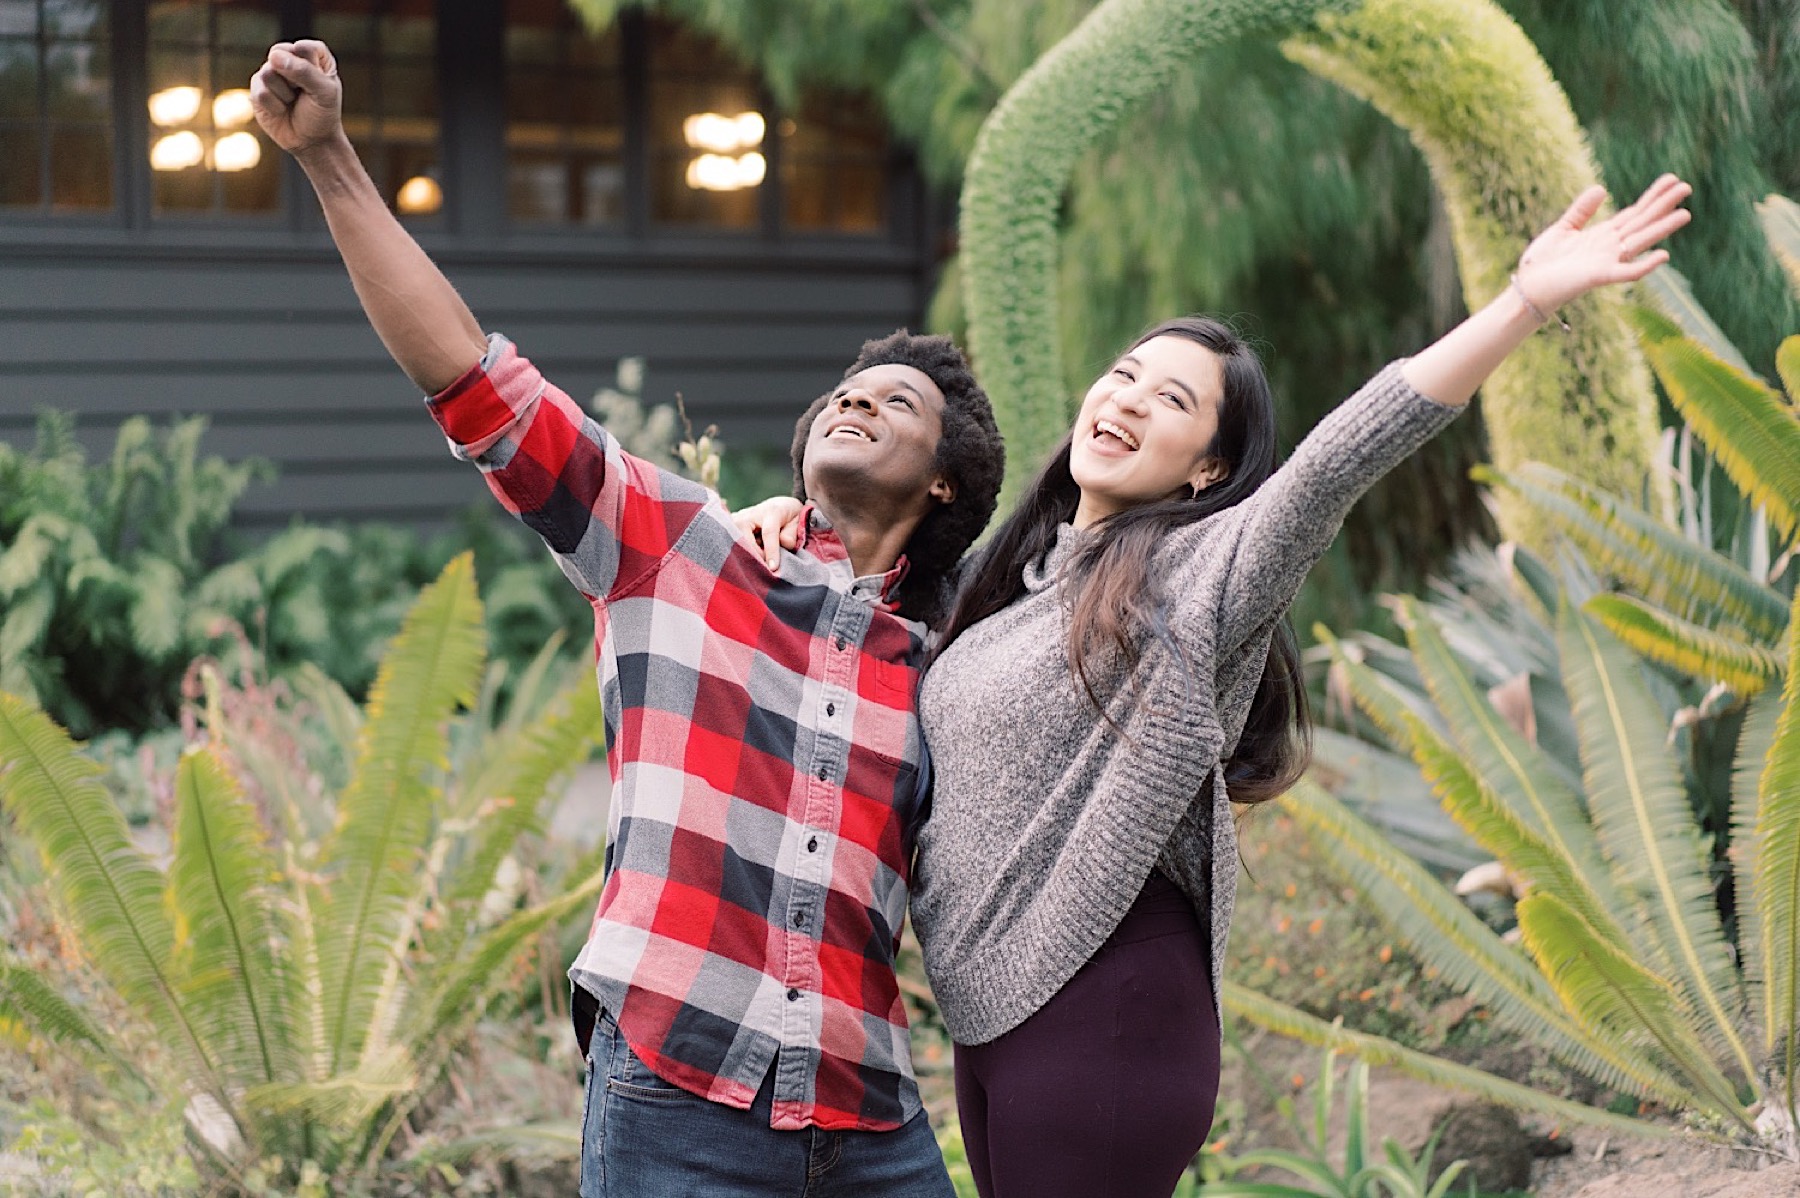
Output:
top-left (1069, 335), bottom-right (1229, 528)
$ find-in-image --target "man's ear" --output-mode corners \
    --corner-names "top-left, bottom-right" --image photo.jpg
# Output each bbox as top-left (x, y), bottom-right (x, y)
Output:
top-left (929, 473), bottom-right (956, 505)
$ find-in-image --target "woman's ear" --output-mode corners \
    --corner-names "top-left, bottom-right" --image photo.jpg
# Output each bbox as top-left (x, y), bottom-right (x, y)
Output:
top-left (1189, 457), bottom-right (1229, 493)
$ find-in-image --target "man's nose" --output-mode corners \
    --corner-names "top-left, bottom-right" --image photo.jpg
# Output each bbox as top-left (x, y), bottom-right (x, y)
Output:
top-left (837, 391), bottom-right (875, 412)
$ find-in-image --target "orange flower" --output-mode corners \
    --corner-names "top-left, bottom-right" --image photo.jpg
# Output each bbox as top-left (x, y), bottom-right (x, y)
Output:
top-left (1378, 945), bottom-right (1393, 963)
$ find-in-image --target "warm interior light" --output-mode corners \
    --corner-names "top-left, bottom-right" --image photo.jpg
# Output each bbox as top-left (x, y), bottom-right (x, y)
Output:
top-left (211, 131), bottom-right (261, 172)
top-left (682, 110), bottom-right (765, 154)
top-left (212, 88), bottom-right (255, 129)
top-left (148, 85), bottom-right (204, 126)
top-left (685, 151), bottom-right (765, 192)
top-left (150, 130), bottom-right (206, 171)
top-left (396, 174), bottom-right (443, 215)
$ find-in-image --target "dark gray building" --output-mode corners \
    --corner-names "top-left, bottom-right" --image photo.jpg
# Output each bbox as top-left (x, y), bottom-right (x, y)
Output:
top-left (1, 0), bottom-right (937, 527)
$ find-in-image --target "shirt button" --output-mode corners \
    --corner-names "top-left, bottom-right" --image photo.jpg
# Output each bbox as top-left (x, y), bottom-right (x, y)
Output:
top-left (787, 988), bottom-right (801, 1002)
top-left (807, 837), bottom-right (819, 852)
top-left (817, 766), bottom-right (829, 781)
top-left (825, 702), bottom-right (836, 717)
top-left (834, 636), bottom-right (847, 651)
top-left (791, 911), bottom-right (806, 928)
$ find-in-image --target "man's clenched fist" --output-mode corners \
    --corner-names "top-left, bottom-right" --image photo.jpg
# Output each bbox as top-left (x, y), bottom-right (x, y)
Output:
top-left (250, 40), bottom-right (343, 157)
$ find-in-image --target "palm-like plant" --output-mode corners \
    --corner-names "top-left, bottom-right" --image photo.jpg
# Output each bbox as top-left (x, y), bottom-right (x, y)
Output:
top-left (1220, 200), bottom-right (1800, 1151)
top-left (0, 553), bottom-right (605, 1187)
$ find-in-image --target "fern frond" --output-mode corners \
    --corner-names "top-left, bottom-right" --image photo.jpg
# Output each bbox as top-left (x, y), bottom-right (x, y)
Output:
top-left (1477, 464), bottom-right (1789, 643)
top-left (1517, 893), bottom-right (1752, 1129)
top-left (1399, 599), bottom-right (1609, 890)
top-left (437, 675), bottom-right (601, 948)
top-left (1759, 195), bottom-right (1800, 302)
top-left (1283, 780), bottom-right (1683, 1105)
top-left (0, 693), bottom-right (228, 1100)
top-left (317, 554), bottom-right (486, 1077)
top-left (0, 956), bottom-right (107, 1056)
top-left (1399, 709), bottom-right (1629, 955)
top-left (168, 749), bottom-right (293, 1092)
top-left (1637, 279), bottom-right (1759, 379)
top-left (1731, 692), bottom-right (1782, 1049)
top-left (1634, 311), bottom-right (1800, 542)
top-left (1315, 626), bottom-right (1440, 750)
top-left (1754, 585), bottom-right (1800, 1107)
top-left (1557, 605), bottom-right (1756, 1088)
top-left (128, 556), bottom-right (186, 659)
top-left (411, 1120), bottom-right (582, 1167)
top-left (244, 1043), bottom-right (416, 1136)
top-left (1585, 593), bottom-right (1783, 695)
top-left (1220, 980), bottom-right (1669, 1138)
top-left (367, 864), bottom-right (607, 1171)
top-left (1778, 336), bottom-right (1800, 421)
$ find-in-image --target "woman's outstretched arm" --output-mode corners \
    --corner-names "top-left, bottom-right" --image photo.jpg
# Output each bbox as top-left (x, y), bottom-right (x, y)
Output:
top-left (1402, 175), bottom-right (1690, 407)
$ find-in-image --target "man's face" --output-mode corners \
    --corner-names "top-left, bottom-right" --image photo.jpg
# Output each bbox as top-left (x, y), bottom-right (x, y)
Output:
top-left (802, 363), bottom-right (950, 510)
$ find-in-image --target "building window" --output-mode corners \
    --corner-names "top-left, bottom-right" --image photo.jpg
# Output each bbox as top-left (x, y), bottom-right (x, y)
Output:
top-left (0, 0), bottom-right (113, 213)
top-left (314, 0), bottom-right (439, 218)
top-left (780, 91), bottom-right (888, 234)
top-left (503, 0), bottom-right (622, 227)
top-left (147, 0), bottom-right (281, 215)
top-left (646, 17), bottom-right (764, 231)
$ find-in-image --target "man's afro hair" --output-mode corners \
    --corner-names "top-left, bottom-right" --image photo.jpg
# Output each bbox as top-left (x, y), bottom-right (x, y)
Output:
top-left (790, 329), bottom-right (1004, 622)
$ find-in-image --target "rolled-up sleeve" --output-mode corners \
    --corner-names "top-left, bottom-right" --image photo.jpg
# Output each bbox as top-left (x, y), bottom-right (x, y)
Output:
top-left (426, 333), bottom-right (707, 600)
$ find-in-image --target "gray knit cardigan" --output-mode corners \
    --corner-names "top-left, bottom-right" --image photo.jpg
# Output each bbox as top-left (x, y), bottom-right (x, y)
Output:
top-left (909, 361), bottom-right (1462, 1046)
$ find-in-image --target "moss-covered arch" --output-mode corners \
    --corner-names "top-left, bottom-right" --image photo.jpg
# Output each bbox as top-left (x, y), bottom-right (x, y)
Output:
top-left (960, 0), bottom-right (1661, 537)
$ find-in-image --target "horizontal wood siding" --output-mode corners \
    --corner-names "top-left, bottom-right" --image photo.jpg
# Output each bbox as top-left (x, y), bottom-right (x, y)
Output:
top-left (0, 248), bottom-right (927, 527)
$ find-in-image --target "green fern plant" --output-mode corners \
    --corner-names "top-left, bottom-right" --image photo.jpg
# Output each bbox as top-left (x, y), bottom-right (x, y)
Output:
top-left (1234, 568), bottom-right (1800, 1154)
top-left (0, 554), bottom-right (605, 1188)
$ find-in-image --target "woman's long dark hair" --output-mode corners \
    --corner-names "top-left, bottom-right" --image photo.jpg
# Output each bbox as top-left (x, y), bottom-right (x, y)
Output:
top-left (932, 316), bottom-right (1310, 806)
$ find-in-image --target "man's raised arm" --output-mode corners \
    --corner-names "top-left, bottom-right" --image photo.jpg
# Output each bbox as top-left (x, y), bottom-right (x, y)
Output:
top-left (251, 40), bottom-right (485, 393)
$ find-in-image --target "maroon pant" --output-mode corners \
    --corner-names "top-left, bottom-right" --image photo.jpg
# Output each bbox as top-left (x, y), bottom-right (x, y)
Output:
top-left (951, 871), bottom-right (1220, 1198)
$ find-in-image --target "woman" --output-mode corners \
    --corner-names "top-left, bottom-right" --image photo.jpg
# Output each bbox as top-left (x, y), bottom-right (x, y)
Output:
top-left (738, 176), bottom-right (1691, 1198)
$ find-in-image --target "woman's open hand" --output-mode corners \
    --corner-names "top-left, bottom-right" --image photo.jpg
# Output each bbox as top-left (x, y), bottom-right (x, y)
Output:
top-left (1514, 174), bottom-right (1692, 315)
top-left (731, 496), bottom-right (807, 570)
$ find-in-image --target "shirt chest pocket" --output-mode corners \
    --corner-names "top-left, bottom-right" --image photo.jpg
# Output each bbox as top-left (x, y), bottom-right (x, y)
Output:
top-left (858, 658), bottom-right (918, 709)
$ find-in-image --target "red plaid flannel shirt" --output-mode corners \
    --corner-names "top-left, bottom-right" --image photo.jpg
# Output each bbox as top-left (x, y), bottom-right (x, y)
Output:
top-left (427, 335), bottom-right (929, 1131)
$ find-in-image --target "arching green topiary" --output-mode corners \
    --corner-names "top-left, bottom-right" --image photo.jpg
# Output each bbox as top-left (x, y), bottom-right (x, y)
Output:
top-left (960, 0), bottom-right (1661, 535)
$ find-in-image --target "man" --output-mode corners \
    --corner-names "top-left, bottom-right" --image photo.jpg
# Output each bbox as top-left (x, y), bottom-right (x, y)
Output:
top-left (252, 39), bottom-right (1002, 1198)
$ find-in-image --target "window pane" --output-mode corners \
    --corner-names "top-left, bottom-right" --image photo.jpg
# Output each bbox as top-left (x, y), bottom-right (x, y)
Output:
top-left (778, 92), bottom-right (889, 235)
top-left (0, 125), bottom-right (39, 205)
top-left (149, 1), bottom-right (282, 219)
top-left (0, 3), bottom-right (37, 37)
top-left (0, 38), bottom-right (37, 120)
top-left (148, 1), bottom-right (210, 46)
top-left (45, 0), bottom-right (106, 39)
top-left (647, 18), bottom-right (765, 229)
top-left (503, 0), bottom-right (621, 228)
top-left (50, 122), bottom-right (110, 208)
top-left (305, 1), bottom-right (438, 217)
top-left (47, 38), bottom-right (109, 121)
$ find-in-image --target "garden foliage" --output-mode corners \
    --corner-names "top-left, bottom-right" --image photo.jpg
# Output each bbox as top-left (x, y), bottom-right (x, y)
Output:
top-left (0, 555), bottom-right (605, 1188)
top-left (0, 411), bottom-right (591, 740)
top-left (1233, 262), bottom-right (1800, 1150)
top-left (956, 0), bottom-right (1656, 528)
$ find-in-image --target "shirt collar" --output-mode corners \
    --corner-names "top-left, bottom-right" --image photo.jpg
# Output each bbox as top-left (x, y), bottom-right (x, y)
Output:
top-left (802, 503), bottom-right (912, 612)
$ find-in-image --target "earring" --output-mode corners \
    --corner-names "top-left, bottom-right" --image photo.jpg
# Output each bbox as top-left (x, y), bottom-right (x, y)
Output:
top-left (1189, 481), bottom-right (1205, 499)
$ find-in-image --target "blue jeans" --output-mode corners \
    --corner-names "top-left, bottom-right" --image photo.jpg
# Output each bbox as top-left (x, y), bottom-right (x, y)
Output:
top-left (579, 1011), bottom-right (955, 1198)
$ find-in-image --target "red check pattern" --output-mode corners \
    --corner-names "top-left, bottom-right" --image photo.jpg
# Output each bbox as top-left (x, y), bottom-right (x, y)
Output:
top-left (427, 335), bottom-right (929, 1131)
